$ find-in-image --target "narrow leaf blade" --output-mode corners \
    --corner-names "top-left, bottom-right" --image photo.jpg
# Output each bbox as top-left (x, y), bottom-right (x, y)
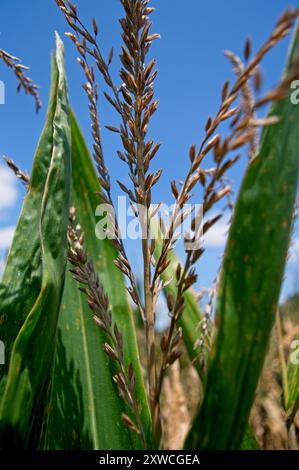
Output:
top-left (0, 34), bottom-right (71, 448)
top-left (42, 112), bottom-right (152, 450)
top-left (0, 55), bottom-right (59, 378)
top-left (185, 25), bottom-right (299, 450)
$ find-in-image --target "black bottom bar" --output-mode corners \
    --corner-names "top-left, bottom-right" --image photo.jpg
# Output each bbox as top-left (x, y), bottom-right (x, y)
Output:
top-left (0, 450), bottom-right (298, 468)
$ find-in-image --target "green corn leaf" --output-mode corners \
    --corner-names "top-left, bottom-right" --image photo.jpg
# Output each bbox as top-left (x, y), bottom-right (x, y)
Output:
top-left (153, 223), bottom-right (259, 449)
top-left (0, 54), bottom-right (59, 379)
top-left (41, 112), bottom-right (152, 450)
top-left (240, 427), bottom-right (260, 450)
top-left (185, 25), bottom-right (299, 450)
top-left (286, 334), bottom-right (299, 419)
top-left (0, 34), bottom-right (71, 448)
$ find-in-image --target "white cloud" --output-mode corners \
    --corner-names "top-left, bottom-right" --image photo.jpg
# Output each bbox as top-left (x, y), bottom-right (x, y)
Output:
top-left (0, 226), bottom-right (15, 250)
top-left (289, 237), bottom-right (299, 263)
top-left (204, 217), bottom-right (229, 248)
top-left (0, 259), bottom-right (5, 278)
top-left (0, 164), bottom-right (18, 210)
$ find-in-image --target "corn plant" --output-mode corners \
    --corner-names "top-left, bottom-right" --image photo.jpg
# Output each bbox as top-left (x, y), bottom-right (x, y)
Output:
top-left (0, 0), bottom-right (299, 450)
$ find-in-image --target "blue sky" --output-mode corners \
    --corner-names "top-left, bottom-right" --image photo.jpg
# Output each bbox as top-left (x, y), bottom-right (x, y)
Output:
top-left (0, 0), bottom-right (299, 303)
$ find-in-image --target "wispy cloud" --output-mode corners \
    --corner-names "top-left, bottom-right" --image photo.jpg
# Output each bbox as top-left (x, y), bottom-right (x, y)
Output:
top-left (0, 226), bottom-right (15, 278)
top-left (0, 259), bottom-right (5, 278)
top-left (0, 226), bottom-right (15, 251)
top-left (204, 215), bottom-right (230, 248)
top-left (0, 163), bottom-right (18, 277)
top-left (0, 164), bottom-right (18, 210)
top-left (289, 237), bottom-right (299, 263)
